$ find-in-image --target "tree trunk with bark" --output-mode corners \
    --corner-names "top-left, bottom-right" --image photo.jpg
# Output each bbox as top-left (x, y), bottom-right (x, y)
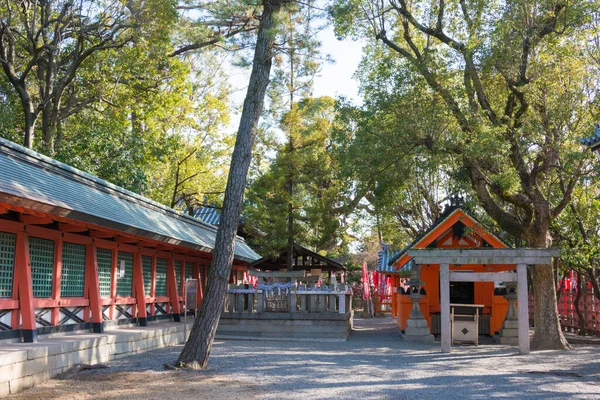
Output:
top-left (176, 0), bottom-right (284, 369)
top-left (12, 81), bottom-right (37, 149)
top-left (527, 225), bottom-right (571, 350)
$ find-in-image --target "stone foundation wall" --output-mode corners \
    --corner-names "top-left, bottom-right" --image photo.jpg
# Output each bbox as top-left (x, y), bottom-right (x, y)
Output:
top-left (217, 312), bottom-right (353, 341)
top-left (0, 322), bottom-right (189, 396)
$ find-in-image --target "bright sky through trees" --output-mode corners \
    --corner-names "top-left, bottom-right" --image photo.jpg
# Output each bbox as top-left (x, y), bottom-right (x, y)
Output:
top-left (226, 25), bottom-right (363, 134)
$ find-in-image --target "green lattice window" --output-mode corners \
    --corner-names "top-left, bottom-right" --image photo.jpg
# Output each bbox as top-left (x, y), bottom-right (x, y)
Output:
top-left (237, 270), bottom-right (243, 284)
top-left (155, 258), bottom-right (168, 296)
top-left (185, 262), bottom-right (194, 281)
top-left (29, 237), bottom-right (55, 298)
top-left (142, 256), bottom-right (152, 296)
top-left (60, 242), bottom-right (86, 297)
top-left (0, 232), bottom-right (16, 298)
top-left (116, 251), bottom-right (133, 297)
top-left (174, 260), bottom-right (182, 295)
top-left (96, 248), bottom-right (112, 297)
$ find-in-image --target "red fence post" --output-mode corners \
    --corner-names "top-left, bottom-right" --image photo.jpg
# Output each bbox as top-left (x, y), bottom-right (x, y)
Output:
top-left (133, 251), bottom-right (148, 326)
top-left (167, 258), bottom-right (181, 321)
top-left (15, 231), bottom-right (37, 342)
top-left (86, 243), bottom-right (104, 332)
top-left (51, 235), bottom-right (63, 326)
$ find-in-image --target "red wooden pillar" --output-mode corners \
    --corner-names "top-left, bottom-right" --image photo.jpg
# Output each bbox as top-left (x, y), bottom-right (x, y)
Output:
top-left (149, 255), bottom-right (156, 316)
top-left (391, 275), bottom-right (398, 318)
top-left (204, 263), bottom-right (208, 288)
top-left (133, 251), bottom-right (148, 326)
top-left (15, 231), bottom-right (37, 342)
top-left (167, 258), bottom-right (181, 321)
top-left (50, 236), bottom-right (63, 326)
top-left (86, 243), bottom-right (104, 333)
top-left (109, 248), bottom-right (118, 320)
top-left (230, 267), bottom-right (235, 284)
top-left (178, 261), bottom-right (184, 297)
top-left (193, 262), bottom-right (203, 307)
top-left (11, 231), bottom-right (21, 330)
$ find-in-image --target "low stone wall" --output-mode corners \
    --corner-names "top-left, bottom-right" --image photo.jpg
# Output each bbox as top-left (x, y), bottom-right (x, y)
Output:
top-left (217, 312), bottom-right (353, 341)
top-left (0, 322), bottom-right (189, 396)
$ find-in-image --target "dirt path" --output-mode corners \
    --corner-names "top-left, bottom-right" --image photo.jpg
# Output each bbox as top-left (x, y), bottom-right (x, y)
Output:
top-left (10, 370), bottom-right (264, 400)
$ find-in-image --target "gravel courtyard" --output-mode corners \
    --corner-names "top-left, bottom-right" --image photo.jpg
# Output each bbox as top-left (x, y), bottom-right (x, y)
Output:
top-left (10, 318), bottom-right (600, 400)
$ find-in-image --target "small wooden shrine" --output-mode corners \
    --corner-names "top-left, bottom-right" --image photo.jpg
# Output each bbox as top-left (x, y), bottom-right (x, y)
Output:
top-left (249, 243), bottom-right (346, 275)
top-left (388, 204), bottom-right (516, 338)
top-left (217, 244), bottom-right (352, 341)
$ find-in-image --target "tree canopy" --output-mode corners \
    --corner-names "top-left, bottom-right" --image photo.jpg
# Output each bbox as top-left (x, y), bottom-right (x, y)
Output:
top-left (1, 0), bottom-right (599, 354)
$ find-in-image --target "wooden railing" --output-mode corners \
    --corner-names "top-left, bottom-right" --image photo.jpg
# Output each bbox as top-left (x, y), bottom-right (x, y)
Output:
top-left (374, 293), bottom-right (393, 315)
top-left (224, 283), bottom-right (352, 314)
top-left (528, 288), bottom-right (600, 336)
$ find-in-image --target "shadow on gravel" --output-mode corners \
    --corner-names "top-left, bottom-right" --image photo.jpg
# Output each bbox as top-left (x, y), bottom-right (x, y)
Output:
top-left (13, 317), bottom-right (600, 399)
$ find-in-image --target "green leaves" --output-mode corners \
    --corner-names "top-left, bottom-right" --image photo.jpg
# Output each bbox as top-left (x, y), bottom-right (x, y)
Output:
top-left (245, 96), bottom-right (351, 255)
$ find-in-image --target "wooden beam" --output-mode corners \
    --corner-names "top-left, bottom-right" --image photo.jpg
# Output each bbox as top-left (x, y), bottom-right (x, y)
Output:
top-left (408, 248), bottom-right (559, 266)
top-left (296, 275), bottom-right (320, 282)
top-left (20, 214), bottom-right (54, 225)
top-left (448, 271), bottom-right (518, 283)
top-left (137, 240), bottom-right (157, 248)
top-left (89, 230), bottom-right (115, 239)
top-left (58, 222), bottom-right (88, 233)
top-left (248, 270), bottom-right (305, 278)
top-left (0, 205), bottom-right (8, 214)
top-left (115, 236), bottom-right (137, 244)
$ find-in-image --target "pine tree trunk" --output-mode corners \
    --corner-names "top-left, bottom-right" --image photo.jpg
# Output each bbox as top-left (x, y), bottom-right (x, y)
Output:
top-left (176, 0), bottom-right (283, 369)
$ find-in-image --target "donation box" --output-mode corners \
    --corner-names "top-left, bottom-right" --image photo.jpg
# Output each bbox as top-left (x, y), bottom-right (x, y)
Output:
top-left (450, 304), bottom-right (484, 345)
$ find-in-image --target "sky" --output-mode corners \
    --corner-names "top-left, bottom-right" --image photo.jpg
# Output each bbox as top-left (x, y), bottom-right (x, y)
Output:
top-left (312, 26), bottom-right (364, 103)
top-left (225, 25), bottom-right (365, 135)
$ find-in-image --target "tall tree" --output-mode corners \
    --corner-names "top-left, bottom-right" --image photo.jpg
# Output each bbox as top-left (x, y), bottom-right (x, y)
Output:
top-left (333, 0), bottom-right (599, 349)
top-left (246, 96), bottom-right (351, 256)
top-left (177, 0), bottom-right (287, 369)
top-left (0, 0), bottom-right (151, 152)
top-left (266, 0), bottom-right (325, 269)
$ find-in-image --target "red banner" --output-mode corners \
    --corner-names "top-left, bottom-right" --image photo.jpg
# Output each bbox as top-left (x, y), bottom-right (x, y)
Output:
top-left (362, 262), bottom-right (371, 300)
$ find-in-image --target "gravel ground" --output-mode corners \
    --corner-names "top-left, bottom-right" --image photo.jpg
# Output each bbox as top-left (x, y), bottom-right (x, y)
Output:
top-left (11, 318), bottom-right (600, 400)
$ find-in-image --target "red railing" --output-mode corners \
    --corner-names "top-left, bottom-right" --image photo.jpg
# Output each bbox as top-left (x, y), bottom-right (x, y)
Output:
top-left (375, 293), bottom-right (393, 315)
top-left (528, 288), bottom-right (600, 336)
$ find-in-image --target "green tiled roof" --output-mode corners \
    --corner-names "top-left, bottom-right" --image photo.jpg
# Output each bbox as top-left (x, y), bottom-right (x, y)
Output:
top-left (0, 138), bottom-right (260, 263)
top-left (579, 125), bottom-right (600, 149)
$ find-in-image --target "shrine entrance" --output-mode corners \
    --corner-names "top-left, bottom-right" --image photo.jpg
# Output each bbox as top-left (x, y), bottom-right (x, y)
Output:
top-left (408, 248), bottom-right (559, 355)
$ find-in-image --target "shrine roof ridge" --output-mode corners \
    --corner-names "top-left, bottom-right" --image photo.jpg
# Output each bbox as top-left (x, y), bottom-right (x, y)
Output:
top-left (0, 137), bottom-right (260, 262)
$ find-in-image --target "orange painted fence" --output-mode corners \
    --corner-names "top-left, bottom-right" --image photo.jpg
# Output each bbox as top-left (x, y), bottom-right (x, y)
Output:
top-left (528, 288), bottom-right (600, 336)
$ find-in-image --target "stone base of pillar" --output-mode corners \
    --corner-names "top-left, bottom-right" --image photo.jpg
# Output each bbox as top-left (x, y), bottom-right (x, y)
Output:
top-left (500, 319), bottom-right (519, 345)
top-left (402, 318), bottom-right (435, 342)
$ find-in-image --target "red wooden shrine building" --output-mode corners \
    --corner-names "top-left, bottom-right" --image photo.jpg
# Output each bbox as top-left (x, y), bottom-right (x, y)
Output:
top-left (384, 206), bottom-right (515, 336)
top-left (0, 138), bottom-right (259, 342)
